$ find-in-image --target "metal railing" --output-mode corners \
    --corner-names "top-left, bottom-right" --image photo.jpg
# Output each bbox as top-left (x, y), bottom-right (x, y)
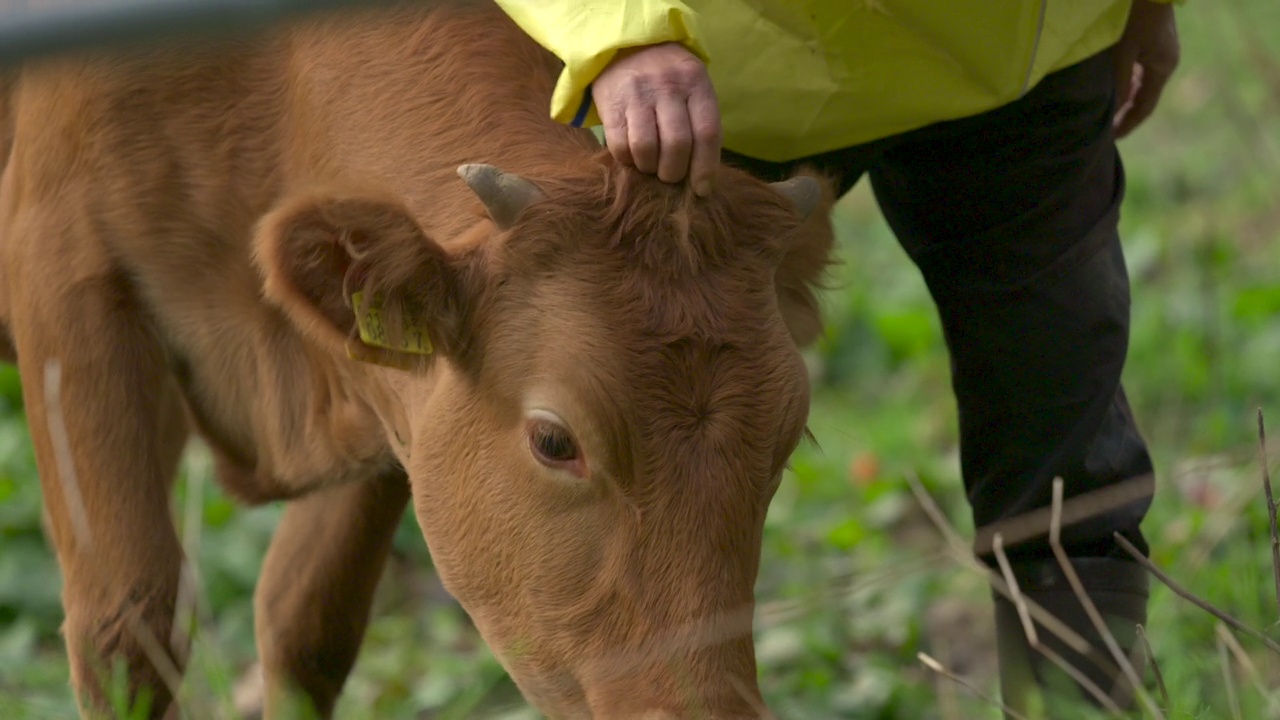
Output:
top-left (0, 0), bottom-right (404, 65)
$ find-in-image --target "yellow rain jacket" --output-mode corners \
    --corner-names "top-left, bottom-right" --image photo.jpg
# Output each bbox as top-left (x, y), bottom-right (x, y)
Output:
top-left (495, 0), bottom-right (1180, 162)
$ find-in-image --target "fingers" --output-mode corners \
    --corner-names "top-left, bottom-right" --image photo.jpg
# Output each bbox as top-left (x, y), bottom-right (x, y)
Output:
top-left (592, 43), bottom-right (722, 193)
top-left (655, 95), bottom-right (692, 183)
top-left (600, 107), bottom-right (633, 169)
top-left (627, 103), bottom-right (660, 174)
top-left (687, 87), bottom-right (722, 197)
top-left (1116, 44), bottom-right (1179, 138)
top-left (1112, 1), bottom-right (1180, 139)
top-left (1114, 62), bottom-right (1171, 138)
top-left (1111, 54), bottom-right (1139, 129)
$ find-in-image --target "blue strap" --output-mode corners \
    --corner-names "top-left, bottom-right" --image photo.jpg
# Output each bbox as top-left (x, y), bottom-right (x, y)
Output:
top-left (570, 85), bottom-right (593, 128)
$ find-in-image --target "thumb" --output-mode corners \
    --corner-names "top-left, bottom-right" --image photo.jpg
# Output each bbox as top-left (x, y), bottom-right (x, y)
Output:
top-left (1112, 50), bottom-right (1139, 122)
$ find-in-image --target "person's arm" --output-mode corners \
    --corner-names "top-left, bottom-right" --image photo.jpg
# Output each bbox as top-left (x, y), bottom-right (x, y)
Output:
top-left (1112, 0), bottom-right (1182, 138)
top-left (495, 1), bottom-right (722, 195)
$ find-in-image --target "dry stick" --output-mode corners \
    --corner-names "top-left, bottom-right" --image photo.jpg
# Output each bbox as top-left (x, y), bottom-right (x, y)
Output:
top-left (1030, 644), bottom-right (1125, 717)
top-left (1122, 634), bottom-right (1152, 716)
top-left (903, 471), bottom-right (967, 551)
top-left (992, 534), bottom-right (1039, 649)
top-left (1135, 625), bottom-right (1169, 711)
top-left (167, 562), bottom-right (199, 716)
top-left (180, 451), bottom-right (249, 720)
top-left (913, 468), bottom-right (1165, 718)
top-left (1216, 626), bottom-right (1244, 720)
top-left (1113, 532), bottom-right (1280, 656)
top-left (903, 472), bottom-right (1091, 655)
top-left (996, 596), bottom-right (1089, 656)
top-left (44, 360), bottom-right (93, 550)
top-left (826, 553), bottom-right (950, 605)
top-left (1168, 448), bottom-right (1280, 574)
top-left (1183, 475), bottom-right (1264, 577)
top-left (917, 652), bottom-right (1031, 720)
top-left (972, 474), bottom-right (1155, 558)
top-left (1216, 622), bottom-right (1280, 714)
top-left (171, 460), bottom-right (206, 691)
top-left (1049, 480), bottom-right (1163, 720)
top-left (903, 471), bottom-right (1145, 717)
top-left (904, 474), bottom-right (1105, 719)
top-left (994, 534), bottom-right (1125, 717)
top-left (725, 675), bottom-right (777, 720)
top-left (125, 608), bottom-right (185, 712)
top-left (48, 361), bottom-right (188, 711)
top-left (929, 633), bottom-right (963, 720)
top-left (1258, 409), bottom-right (1280, 622)
top-left (1172, 436), bottom-right (1280, 574)
top-left (977, 486), bottom-right (1121, 712)
top-left (755, 553), bottom-right (948, 628)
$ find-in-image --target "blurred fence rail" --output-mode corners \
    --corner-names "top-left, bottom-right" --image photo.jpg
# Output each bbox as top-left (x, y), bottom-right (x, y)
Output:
top-left (0, 0), bottom-right (406, 65)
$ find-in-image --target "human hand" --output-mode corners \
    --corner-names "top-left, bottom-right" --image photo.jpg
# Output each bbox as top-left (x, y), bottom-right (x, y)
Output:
top-left (592, 42), bottom-right (722, 196)
top-left (1112, 0), bottom-right (1180, 139)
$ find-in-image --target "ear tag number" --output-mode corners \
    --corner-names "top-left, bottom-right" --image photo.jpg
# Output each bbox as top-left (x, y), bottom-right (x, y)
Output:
top-left (349, 291), bottom-right (433, 355)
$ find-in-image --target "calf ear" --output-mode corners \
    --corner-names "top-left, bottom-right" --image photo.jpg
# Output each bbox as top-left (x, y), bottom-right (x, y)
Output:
top-left (769, 170), bottom-right (838, 348)
top-left (255, 190), bottom-right (473, 369)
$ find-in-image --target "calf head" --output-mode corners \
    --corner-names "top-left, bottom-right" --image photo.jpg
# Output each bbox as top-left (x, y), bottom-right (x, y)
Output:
top-left (256, 155), bottom-right (835, 718)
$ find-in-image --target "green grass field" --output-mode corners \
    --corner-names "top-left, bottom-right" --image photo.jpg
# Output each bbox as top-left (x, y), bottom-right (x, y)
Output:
top-left (2, 2), bottom-right (1280, 718)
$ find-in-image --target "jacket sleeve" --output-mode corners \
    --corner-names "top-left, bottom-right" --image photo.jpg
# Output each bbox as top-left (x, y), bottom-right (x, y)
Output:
top-left (493, 0), bottom-right (710, 128)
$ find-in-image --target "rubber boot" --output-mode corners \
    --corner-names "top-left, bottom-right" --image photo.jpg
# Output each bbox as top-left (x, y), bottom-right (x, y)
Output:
top-left (994, 556), bottom-right (1149, 719)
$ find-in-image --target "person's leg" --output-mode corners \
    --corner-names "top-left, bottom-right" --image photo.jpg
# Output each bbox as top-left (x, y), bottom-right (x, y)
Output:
top-left (867, 49), bottom-right (1154, 715)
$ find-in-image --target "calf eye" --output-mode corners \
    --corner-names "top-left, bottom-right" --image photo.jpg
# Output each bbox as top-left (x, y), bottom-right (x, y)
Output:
top-left (529, 420), bottom-right (578, 464)
top-left (524, 409), bottom-right (588, 478)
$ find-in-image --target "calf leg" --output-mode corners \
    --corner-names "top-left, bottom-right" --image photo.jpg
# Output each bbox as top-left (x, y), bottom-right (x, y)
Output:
top-left (255, 471), bottom-right (410, 719)
top-left (14, 272), bottom-right (190, 718)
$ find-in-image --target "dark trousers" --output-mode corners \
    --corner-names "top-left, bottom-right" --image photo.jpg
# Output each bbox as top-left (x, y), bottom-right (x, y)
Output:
top-left (725, 48), bottom-right (1154, 564)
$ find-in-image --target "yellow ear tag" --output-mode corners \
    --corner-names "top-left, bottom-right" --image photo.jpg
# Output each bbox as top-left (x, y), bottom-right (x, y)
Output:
top-left (349, 291), bottom-right (434, 355)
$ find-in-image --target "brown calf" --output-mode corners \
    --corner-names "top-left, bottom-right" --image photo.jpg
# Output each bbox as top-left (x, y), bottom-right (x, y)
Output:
top-left (0, 2), bottom-right (835, 717)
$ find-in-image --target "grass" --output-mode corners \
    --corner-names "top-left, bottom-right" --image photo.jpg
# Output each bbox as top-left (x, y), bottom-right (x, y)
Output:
top-left (3, 1), bottom-right (1280, 717)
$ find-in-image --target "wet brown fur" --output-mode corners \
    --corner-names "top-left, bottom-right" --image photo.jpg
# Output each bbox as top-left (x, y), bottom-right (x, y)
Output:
top-left (0, 2), bottom-right (835, 718)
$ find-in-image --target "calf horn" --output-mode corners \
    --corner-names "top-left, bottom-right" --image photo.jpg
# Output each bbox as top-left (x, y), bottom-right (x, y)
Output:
top-left (768, 176), bottom-right (822, 220)
top-left (457, 163), bottom-right (543, 229)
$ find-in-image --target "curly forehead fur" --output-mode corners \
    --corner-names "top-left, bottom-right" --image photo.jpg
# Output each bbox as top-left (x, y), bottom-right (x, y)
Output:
top-left (484, 152), bottom-right (818, 345)
top-left (504, 152), bottom-right (804, 277)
